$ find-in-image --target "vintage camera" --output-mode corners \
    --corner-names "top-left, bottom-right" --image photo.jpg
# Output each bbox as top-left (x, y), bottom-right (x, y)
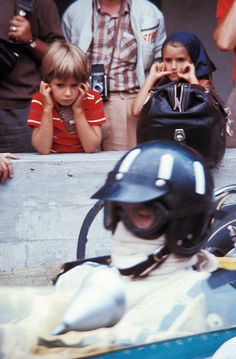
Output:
top-left (89, 64), bottom-right (109, 100)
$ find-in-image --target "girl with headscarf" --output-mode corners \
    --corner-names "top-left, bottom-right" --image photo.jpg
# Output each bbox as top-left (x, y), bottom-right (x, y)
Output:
top-left (132, 32), bottom-right (216, 117)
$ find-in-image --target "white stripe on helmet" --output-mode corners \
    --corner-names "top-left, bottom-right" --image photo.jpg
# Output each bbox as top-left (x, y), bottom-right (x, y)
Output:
top-left (157, 154), bottom-right (174, 180)
top-left (118, 148), bottom-right (141, 173)
top-left (193, 161), bottom-right (206, 194)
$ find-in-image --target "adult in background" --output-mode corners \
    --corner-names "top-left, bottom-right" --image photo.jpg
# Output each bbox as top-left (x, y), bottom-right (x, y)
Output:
top-left (0, 1), bottom-right (64, 153)
top-left (214, 0), bottom-right (236, 147)
top-left (62, 0), bottom-right (166, 150)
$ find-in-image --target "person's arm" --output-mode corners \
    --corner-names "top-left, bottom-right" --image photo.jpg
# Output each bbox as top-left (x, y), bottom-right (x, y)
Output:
top-left (0, 153), bottom-right (19, 184)
top-left (198, 79), bottom-right (212, 90)
top-left (73, 84), bottom-right (102, 153)
top-left (8, 15), bottom-right (50, 61)
top-left (8, 0), bottom-right (63, 61)
top-left (132, 63), bottom-right (170, 117)
top-left (31, 82), bottom-right (54, 155)
top-left (131, 78), bottom-right (155, 118)
top-left (214, 0), bottom-right (236, 51)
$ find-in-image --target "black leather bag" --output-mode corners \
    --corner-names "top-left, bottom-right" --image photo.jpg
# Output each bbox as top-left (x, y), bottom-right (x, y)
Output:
top-left (137, 82), bottom-right (230, 168)
top-left (0, 39), bottom-right (20, 79)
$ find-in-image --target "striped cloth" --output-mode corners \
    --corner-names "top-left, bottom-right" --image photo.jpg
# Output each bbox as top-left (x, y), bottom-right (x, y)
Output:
top-left (87, 0), bottom-right (139, 93)
top-left (27, 90), bottom-right (106, 153)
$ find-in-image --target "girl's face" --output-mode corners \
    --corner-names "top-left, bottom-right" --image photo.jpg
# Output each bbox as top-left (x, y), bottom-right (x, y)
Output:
top-left (50, 78), bottom-right (81, 106)
top-left (163, 44), bottom-right (192, 81)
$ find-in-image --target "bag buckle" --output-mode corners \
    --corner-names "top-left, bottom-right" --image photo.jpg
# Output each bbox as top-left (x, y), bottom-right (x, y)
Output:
top-left (174, 128), bottom-right (186, 142)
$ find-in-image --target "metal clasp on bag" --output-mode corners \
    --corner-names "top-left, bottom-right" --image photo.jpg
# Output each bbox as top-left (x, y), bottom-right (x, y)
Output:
top-left (174, 129), bottom-right (186, 142)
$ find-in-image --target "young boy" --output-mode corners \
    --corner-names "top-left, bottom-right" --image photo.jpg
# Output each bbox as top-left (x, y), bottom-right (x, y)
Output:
top-left (27, 41), bottom-right (106, 154)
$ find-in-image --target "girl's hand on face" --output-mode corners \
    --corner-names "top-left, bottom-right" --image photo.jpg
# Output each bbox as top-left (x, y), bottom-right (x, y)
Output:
top-left (150, 62), bottom-right (171, 81)
top-left (72, 82), bottom-right (89, 112)
top-left (177, 63), bottom-right (198, 84)
top-left (149, 62), bottom-right (171, 82)
top-left (39, 81), bottom-right (54, 109)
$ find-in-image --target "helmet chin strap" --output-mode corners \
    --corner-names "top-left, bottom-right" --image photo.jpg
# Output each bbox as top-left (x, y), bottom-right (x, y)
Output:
top-left (118, 245), bottom-right (170, 278)
top-left (112, 222), bottom-right (170, 278)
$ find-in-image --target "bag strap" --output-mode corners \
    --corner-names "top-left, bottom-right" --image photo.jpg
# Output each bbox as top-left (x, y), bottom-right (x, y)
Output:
top-left (205, 89), bottom-right (227, 115)
top-left (167, 83), bottom-right (185, 112)
top-left (91, 0), bottom-right (124, 79)
top-left (205, 89), bottom-right (233, 136)
top-left (107, 0), bottom-right (124, 78)
top-left (17, 0), bottom-right (33, 16)
top-left (166, 82), bottom-right (233, 134)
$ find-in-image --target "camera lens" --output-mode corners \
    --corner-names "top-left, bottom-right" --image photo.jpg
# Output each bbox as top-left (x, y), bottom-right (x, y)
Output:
top-left (89, 69), bottom-right (108, 98)
top-left (93, 82), bottom-right (104, 94)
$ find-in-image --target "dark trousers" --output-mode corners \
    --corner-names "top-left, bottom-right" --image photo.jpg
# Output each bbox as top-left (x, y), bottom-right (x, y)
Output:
top-left (0, 107), bottom-right (35, 152)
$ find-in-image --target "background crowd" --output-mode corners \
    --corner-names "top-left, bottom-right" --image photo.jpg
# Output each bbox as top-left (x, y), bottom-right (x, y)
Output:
top-left (0, 0), bottom-right (236, 182)
top-left (1, 1), bottom-right (236, 357)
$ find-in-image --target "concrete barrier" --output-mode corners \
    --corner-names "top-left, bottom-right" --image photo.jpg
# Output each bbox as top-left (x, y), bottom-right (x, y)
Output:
top-left (1, 149), bottom-right (236, 274)
top-left (0, 152), bottom-right (122, 273)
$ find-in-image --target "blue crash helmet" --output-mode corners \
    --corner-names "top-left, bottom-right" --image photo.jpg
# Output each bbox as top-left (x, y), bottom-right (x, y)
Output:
top-left (92, 140), bottom-right (215, 257)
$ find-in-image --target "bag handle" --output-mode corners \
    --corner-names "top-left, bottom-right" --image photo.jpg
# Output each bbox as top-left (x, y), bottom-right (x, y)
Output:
top-left (165, 82), bottom-right (233, 135)
top-left (166, 83), bottom-right (176, 110)
top-left (167, 83), bottom-right (190, 112)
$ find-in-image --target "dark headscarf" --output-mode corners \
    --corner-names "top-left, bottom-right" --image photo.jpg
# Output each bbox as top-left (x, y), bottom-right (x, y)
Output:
top-left (162, 32), bottom-right (216, 79)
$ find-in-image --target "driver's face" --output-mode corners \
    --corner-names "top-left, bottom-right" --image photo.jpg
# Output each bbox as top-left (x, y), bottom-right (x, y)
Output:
top-left (119, 204), bottom-right (155, 229)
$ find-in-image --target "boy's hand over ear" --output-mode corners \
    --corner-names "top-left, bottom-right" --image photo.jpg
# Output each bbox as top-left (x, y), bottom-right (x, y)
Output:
top-left (72, 83), bottom-right (89, 113)
top-left (39, 81), bottom-right (54, 110)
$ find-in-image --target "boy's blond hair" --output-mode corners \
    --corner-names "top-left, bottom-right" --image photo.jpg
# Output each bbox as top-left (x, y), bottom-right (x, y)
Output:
top-left (42, 40), bottom-right (88, 83)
